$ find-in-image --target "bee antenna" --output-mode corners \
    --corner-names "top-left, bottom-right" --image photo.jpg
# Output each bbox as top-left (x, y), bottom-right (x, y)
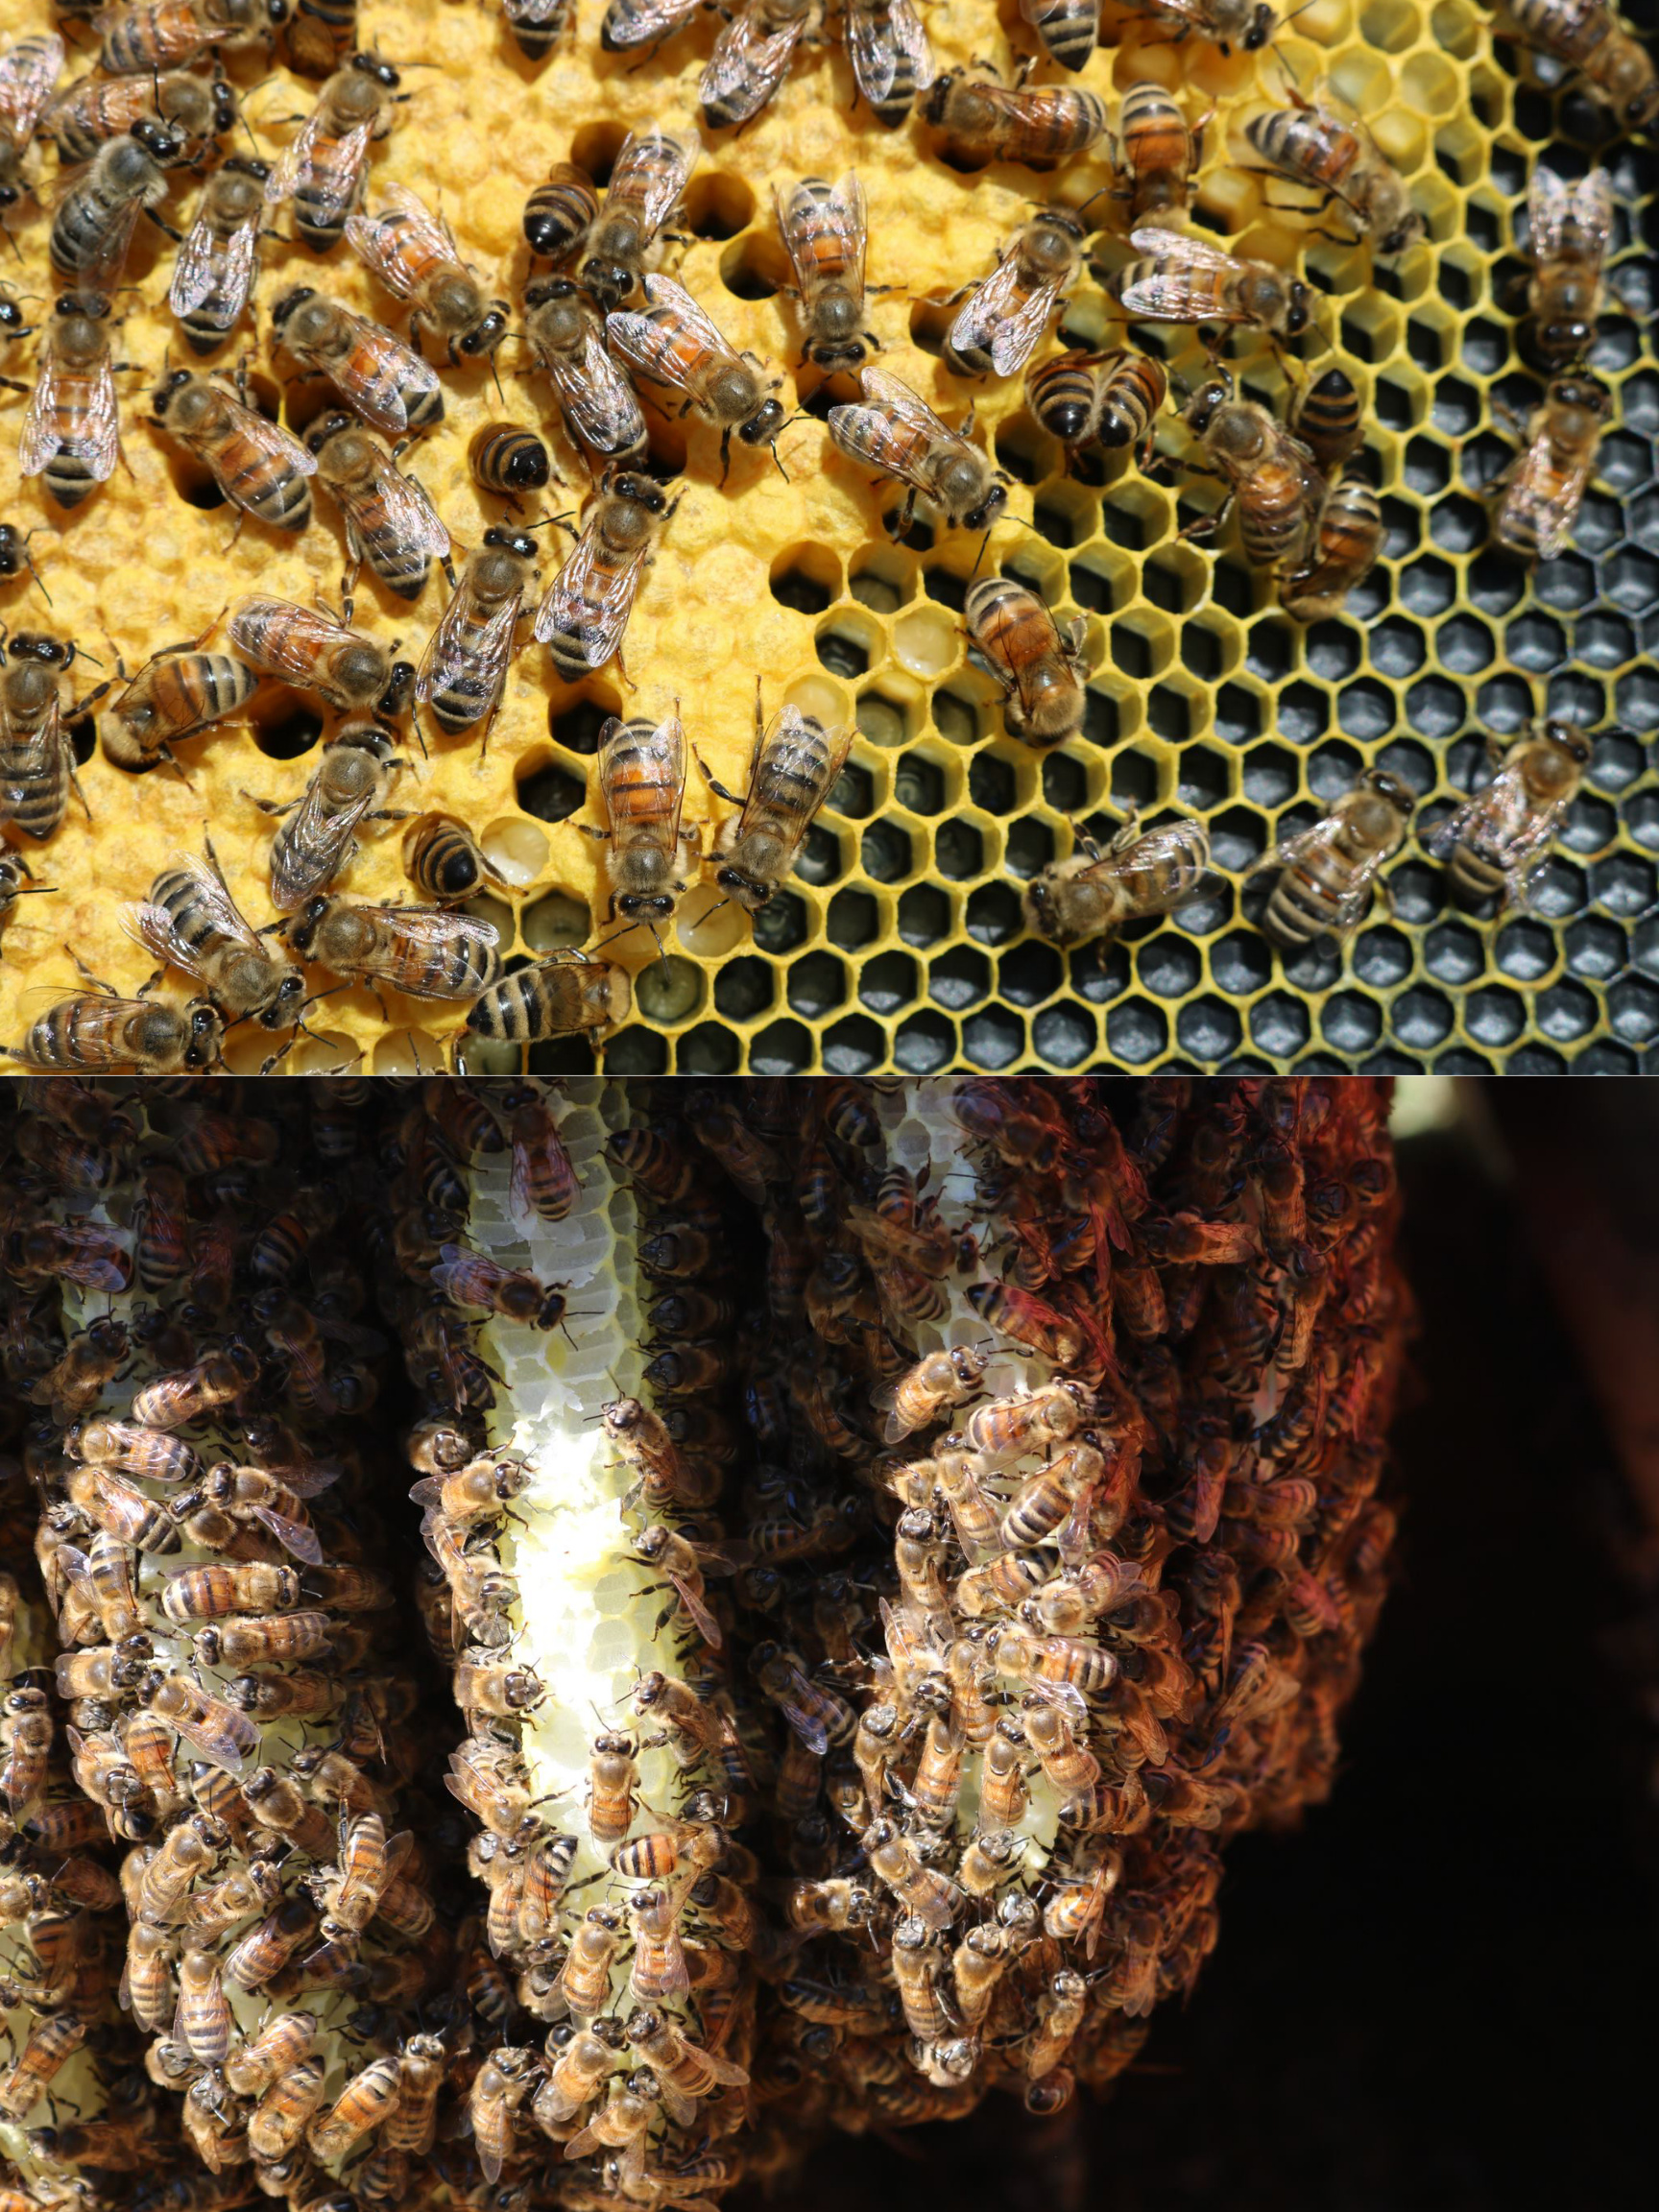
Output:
top-left (969, 530), bottom-right (991, 582)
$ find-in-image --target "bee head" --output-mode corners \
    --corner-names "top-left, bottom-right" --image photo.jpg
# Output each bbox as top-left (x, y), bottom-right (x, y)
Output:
top-left (182, 1002), bottom-right (225, 1070)
top-left (378, 661), bottom-right (417, 718)
top-left (304, 410), bottom-right (355, 457)
top-left (285, 898), bottom-right (331, 955)
top-left (1540, 720), bottom-right (1593, 770)
top-left (152, 367), bottom-right (194, 413)
top-left (130, 119), bottom-right (184, 166)
top-left (963, 480), bottom-right (1009, 532)
top-left (616, 892), bottom-right (675, 920)
top-left (222, 157), bottom-right (272, 184)
top-left (482, 527), bottom-right (539, 563)
top-left (739, 398), bottom-right (787, 447)
top-left (1245, 4), bottom-right (1276, 48)
top-left (1283, 281), bottom-right (1312, 338)
top-left (460, 307), bottom-right (510, 357)
top-left (713, 864), bottom-right (770, 914)
top-left (350, 53), bottom-right (401, 87)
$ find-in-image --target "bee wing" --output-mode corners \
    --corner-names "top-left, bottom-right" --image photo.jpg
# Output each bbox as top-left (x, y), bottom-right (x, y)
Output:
top-left (701, 4), bottom-right (809, 120)
top-left (1025, 1677), bottom-right (1092, 1728)
top-left (368, 906), bottom-right (502, 999)
top-left (168, 212), bottom-right (233, 317)
top-left (551, 325), bottom-right (648, 455)
top-left (780, 171), bottom-right (868, 299)
top-left (0, 34), bottom-right (64, 138)
top-left (1087, 824), bottom-right (1216, 914)
top-left (1423, 799), bottom-right (1477, 860)
top-left (1569, 168), bottom-right (1615, 255)
top-left (532, 520), bottom-right (649, 660)
top-left (829, 369), bottom-right (952, 498)
top-left (0, 690), bottom-right (60, 811)
top-left (738, 707), bottom-right (851, 856)
top-left (344, 453), bottom-right (449, 559)
top-left (846, 0), bottom-right (932, 102)
top-left (948, 253), bottom-right (1060, 379)
top-left (599, 710), bottom-right (686, 850)
top-left (19, 349), bottom-right (117, 483)
top-left (666, 1573), bottom-right (725, 1651)
top-left (269, 113), bottom-right (374, 216)
top-left (561, 2118), bottom-right (609, 2162)
top-left (611, 129), bottom-right (694, 243)
top-left (1526, 165), bottom-right (1570, 258)
top-left (228, 597), bottom-right (350, 685)
top-left (327, 314), bottom-right (441, 438)
top-left (224, 394), bottom-right (319, 475)
top-left (602, 0), bottom-right (703, 43)
top-left (610, 274), bottom-right (739, 395)
top-left (418, 587), bottom-right (522, 708)
top-left (247, 1503), bottom-right (324, 1568)
top-left (346, 181), bottom-right (451, 299)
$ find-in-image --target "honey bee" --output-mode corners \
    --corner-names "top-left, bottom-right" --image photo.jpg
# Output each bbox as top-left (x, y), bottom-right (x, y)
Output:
top-left (861, 1815), bottom-right (959, 1932)
top-left (347, 180), bottom-right (507, 363)
top-left (282, 894), bottom-right (502, 1004)
top-left (285, 0), bottom-right (358, 75)
top-left (307, 417), bottom-right (450, 619)
top-left (625, 2008), bottom-right (748, 2125)
top-left (1287, 363), bottom-right (1362, 473)
top-left (534, 469), bottom-right (676, 682)
top-left (30, 1315), bottom-right (129, 1421)
top-left (174, 1945), bottom-right (232, 2065)
top-left (1428, 717), bottom-right (1592, 912)
top-left (1024, 811), bottom-right (1214, 946)
top-left (1110, 225), bottom-right (1312, 345)
top-left (520, 276), bottom-right (648, 475)
top-left (562, 2072), bottom-right (661, 2190)
top-left (50, 60), bottom-right (228, 167)
top-left (229, 595), bottom-right (414, 719)
top-left (1279, 464), bottom-right (1382, 621)
top-left (775, 173), bottom-right (878, 375)
top-left (751, 1640), bottom-right (854, 1755)
top-left (964, 1278), bottom-right (1086, 1367)
top-left (578, 127), bottom-right (693, 312)
top-left (72, 1412), bottom-right (201, 1482)
top-left (313, 1810), bottom-right (411, 1942)
top-left (963, 573), bottom-right (1088, 747)
top-left (49, 120), bottom-right (182, 292)
top-left (700, 0), bottom-right (812, 131)
top-left (1507, 0), bottom-right (1658, 130)
top-left (168, 157), bottom-right (269, 354)
top-left (828, 364), bottom-right (1008, 536)
top-left (925, 69), bottom-right (1106, 172)
top-left (1179, 371), bottom-right (1324, 572)
top-left (585, 708), bottom-right (697, 926)
top-left (18, 292), bottom-right (120, 513)
top-left (1241, 84), bottom-right (1424, 256)
top-left (875, 1348), bottom-right (987, 1445)
top-left (188, 1462), bottom-right (324, 1563)
top-left (945, 205), bottom-right (1086, 379)
top-left (100, 642), bottom-right (259, 772)
top-left (1259, 767), bottom-right (1414, 950)
top-left (1107, 81), bottom-right (1207, 224)
top-left (1491, 370), bottom-right (1610, 562)
top-left (432, 1243), bottom-right (566, 1329)
top-left (308, 2054), bottom-right (402, 2162)
top-left (0, 2012), bottom-right (84, 2121)
top-left (97, 1), bottom-right (285, 76)
top-left (0, 631), bottom-right (83, 840)
top-left (631, 1668), bottom-right (729, 1766)
top-left (223, 2009), bottom-right (318, 2099)
top-left (466, 948), bottom-right (632, 1050)
top-left (417, 526), bottom-right (538, 748)
top-left (223, 1896), bottom-right (317, 1990)
top-left (1024, 347), bottom-right (1165, 476)
top-left (250, 722), bottom-right (409, 911)
top-left (1523, 166), bottom-right (1613, 369)
top-left (699, 689), bottom-right (851, 913)
top-left (9, 983), bottom-right (222, 1074)
top-left (380, 2032), bottom-right (445, 2155)
top-left (125, 844), bottom-right (308, 1036)
top-left (1126, 0), bottom-right (1277, 49)
top-left (1020, 0), bottom-right (1098, 70)
top-left (521, 157), bottom-right (598, 259)
top-left (265, 50), bottom-right (403, 251)
top-left (399, 813), bottom-right (504, 907)
top-left (606, 276), bottom-right (786, 482)
top-left (0, 33), bottom-right (63, 233)
top-left (247, 2057), bottom-right (327, 2161)
top-left (0, 1685), bottom-right (51, 1816)
top-left (469, 421), bottom-right (553, 508)
top-left (146, 1671), bottom-right (260, 1771)
top-left (844, 0), bottom-right (932, 127)
top-left (150, 368), bottom-right (316, 534)
top-left (0, 521), bottom-right (47, 599)
top-left (271, 285), bottom-right (443, 438)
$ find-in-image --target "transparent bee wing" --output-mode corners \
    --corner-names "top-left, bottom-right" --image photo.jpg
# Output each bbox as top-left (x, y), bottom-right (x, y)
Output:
top-left (532, 522), bottom-right (648, 662)
top-left (418, 585), bottom-right (521, 712)
top-left (552, 326), bottom-right (647, 456)
top-left (1423, 801), bottom-right (1476, 860)
top-left (949, 253), bottom-right (1063, 379)
top-left (598, 711), bottom-right (685, 852)
top-left (738, 708), bottom-right (851, 860)
top-left (19, 349), bottom-right (118, 483)
top-left (610, 128), bottom-right (694, 242)
top-left (1091, 823), bottom-right (1216, 915)
top-left (353, 452), bottom-right (449, 559)
top-left (223, 394), bottom-right (319, 475)
top-left (774, 1689), bottom-right (830, 1758)
top-left (248, 1503), bottom-right (324, 1568)
top-left (701, 4), bottom-right (808, 122)
top-left (268, 113), bottom-right (374, 217)
top-left (323, 311), bottom-right (440, 437)
top-left (0, 33), bottom-right (64, 139)
top-left (228, 597), bottom-right (349, 686)
top-left (170, 210), bottom-right (253, 318)
top-left (666, 1573), bottom-right (724, 1650)
top-left (609, 274), bottom-right (740, 397)
top-left (602, 0), bottom-right (702, 41)
top-left (373, 907), bottom-right (502, 1000)
top-left (1568, 168), bottom-right (1615, 255)
top-left (346, 181), bottom-right (454, 300)
top-left (1525, 164), bottom-right (1570, 259)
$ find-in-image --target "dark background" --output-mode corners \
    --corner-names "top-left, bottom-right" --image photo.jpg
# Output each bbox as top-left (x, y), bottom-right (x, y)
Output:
top-left (763, 1127), bottom-right (1659, 2211)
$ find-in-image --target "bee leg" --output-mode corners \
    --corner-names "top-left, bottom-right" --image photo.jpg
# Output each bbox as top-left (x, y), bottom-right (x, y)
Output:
top-left (67, 952), bottom-right (120, 998)
top-left (717, 427), bottom-right (733, 488)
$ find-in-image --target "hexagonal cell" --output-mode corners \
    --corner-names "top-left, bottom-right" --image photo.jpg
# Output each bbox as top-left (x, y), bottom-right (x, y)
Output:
top-left (769, 541), bottom-right (841, 614)
top-left (858, 950), bottom-right (917, 1013)
top-left (961, 1006), bottom-right (1024, 1070)
top-left (520, 891), bottom-right (591, 953)
top-left (752, 892), bottom-right (809, 954)
top-left (676, 1022), bottom-right (742, 1075)
top-left (856, 689), bottom-right (916, 749)
top-left (549, 698), bottom-right (613, 757)
top-left (848, 544), bottom-right (916, 614)
top-left (815, 608), bottom-right (884, 680)
top-left (826, 888), bottom-right (880, 950)
top-left (712, 957), bottom-right (775, 1021)
top-left (895, 750), bottom-right (947, 814)
top-left (897, 883), bottom-right (950, 946)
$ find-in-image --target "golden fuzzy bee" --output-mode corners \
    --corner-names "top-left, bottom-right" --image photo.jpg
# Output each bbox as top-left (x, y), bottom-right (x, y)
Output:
top-left (875, 1345), bottom-right (988, 1444)
top-left (944, 205), bottom-right (1086, 379)
top-left (699, 688), bottom-right (852, 914)
top-left (49, 119), bottom-right (183, 293)
top-left (845, 0), bottom-right (933, 128)
top-left (265, 50), bottom-right (402, 251)
top-left (1110, 225), bottom-right (1313, 345)
top-left (271, 285), bottom-right (443, 438)
top-left (964, 574), bottom-right (1087, 748)
top-left (0, 32), bottom-right (62, 233)
top-left (1259, 766), bottom-right (1414, 950)
top-left (775, 174), bottom-right (878, 375)
top-left (132, 1340), bottom-right (258, 1429)
top-left (251, 721), bottom-right (409, 911)
top-left (124, 843), bottom-right (309, 1037)
top-left (1491, 370), bottom-right (1610, 562)
top-left (402, 811), bottom-right (507, 903)
top-left (150, 367), bottom-right (317, 533)
top-left (70, 1413), bottom-right (201, 1483)
top-left (463, 948), bottom-right (632, 1049)
top-left (100, 642), bottom-right (258, 772)
top-left (0, 632), bottom-right (83, 841)
top-left (1020, 0), bottom-right (1098, 70)
top-left (97, 0), bottom-right (284, 76)
top-left (626, 2007), bottom-right (748, 2123)
top-left (533, 469), bottom-right (676, 683)
top-left (417, 526), bottom-right (538, 747)
top-left (1240, 84), bottom-right (1424, 257)
top-left (925, 67), bottom-right (1106, 173)
top-left (1124, 0), bottom-right (1276, 48)
top-left (0, 2011), bottom-right (84, 2122)
top-left (18, 292), bottom-right (120, 513)
top-left (46, 64), bottom-right (230, 165)
top-left (309, 2053), bottom-right (403, 2161)
top-left (1025, 347), bottom-right (1167, 470)
top-left (1109, 81), bottom-right (1207, 224)
top-left (9, 983), bottom-right (223, 1072)
top-left (1288, 364), bottom-right (1363, 474)
top-left (1179, 369), bottom-right (1323, 574)
top-left (607, 275), bottom-right (786, 482)
top-left (281, 894), bottom-right (502, 1003)
top-left (1524, 166), bottom-right (1613, 369)
top-left (1508, 0), bottom-right (1658, 129)
top-left (168, 156), bottom-right (268, 355)
top-left (587, 708), bottom-right (699, 926)
top-left (347, 181), bottom-right (508, 364)
top-left (1279, 464), bottom-right (1382, 621)
top-left (521, 276), bottom-right (649, 475)
top-left (521, 156), bottom-right (598, 262)
top-left (1427, 718), bottom-right (1592, 912)
top-left (229, 595), bottom-right (414, 717)
top-left (828, 364), bottom-right (1009, 536)
top-left (307, 411), bottom-right (452, 616)
top-left (578, 127), bottom-right (694, 312)
top-left (700, 0), bottom-right (813, 132)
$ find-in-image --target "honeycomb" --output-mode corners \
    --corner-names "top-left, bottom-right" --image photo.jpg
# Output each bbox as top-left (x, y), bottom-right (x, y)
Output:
top-left (0, 0), bottom-right (1654, 1072)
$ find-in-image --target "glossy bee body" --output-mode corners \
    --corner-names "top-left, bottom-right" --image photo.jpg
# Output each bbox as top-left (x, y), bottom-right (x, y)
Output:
top-left (701, 689), bottom-right (852, 914)
top-left (1260, 766), bottom-right (1414, 949)
top-left (252, 722), bottom-right (407, 911)
top-left (11, 987), bottom-right (222, 1072)
top-left (845, 0), bottom-right (932, 127)
top-left (50, 119), bottom-right (182, 291)
top-left (272, 285), bottom-right (443, 437)
top-left (1428, 718), bottom-right (1592, 912)
top-left (162, 162), bottom-right (266, 364)
top-left (1508, 0), bottom-right (1658, 129)
top-left (503, 0), bottom-right (573, 58)
top-left (347, 181), bottom-right (508, 364)
top-left (700, 0), bottom-right (812, 132)
top-left (307, 411), bottom-right (451, 615)
top-left (101, 645), bottom-right (258, 771)
top-left (1279, 464), bottom-right (1382, 621)
top-left (45, 64), bottom-right (228, 166)
top-left (229, 595), bottom-right (413, 718)
top-left (521, 159), bottom-right (598, 261)
top-left (1181, 371), bottom-right (1324, 572)
top-left (607, 275), bottom-right (785, 482)
top-left (1491, 370), bottom-right (1610, 562)
top-left (1287, 364), bottom-right (1362, 474)
top-left (924, 70), bottom-right (1107, 172)
top-left (465, 949), bottom-right (633, 1046)
top-left (776, 173), bottom-right (877, 374)
top-left (309, 2053), bottom-right (402, 2161)
top-left (875, 1347), bottom-right (988, 1444)
top-left (579, 127), bottom-right (693, 311)
top-left (964, 575), bottom-right (1086, 747)
top-left (1111, 225), bottom-right (1312, 343)
top-left (71, 1414), bottom-right (201, 1482)
top-left (402, 811), bottom-right (506, 903)
top-left (151, 368), bottom-right (316, 532)
top-left (1128, 0), bottom-right (1277, 50)
top-left (945, 205), bottom-right (1085, 380)
top-left (469, 421), bottom-right (552, 505)
top-left (0, 33), bottom-right (63, 229)
top-left (266, 51), bottom-right (402, 251)
top-left (19, 292), bottom-right (120, 512)
top-left (1524, 166), bottom-right (1612, 369)
top-left (521, 275), bottom-right (649, 475)
top-left (286, 0), bottom-right (357, 74)
top-left (534, 469), bottom-right (675, 682)
top-left (0, 631), bottom-right (79, 841)
top-left (283, 894), bottom-right (501, 1002)
top-left (98, 1), bottom-right (285, 76)
top-left (1025, 347), bottom-right (1166, 470)
top-left (1245, 88), bottom-right (1424, 255)
top-left (1111, 81), bottom-right (1205, 223)
top-left (626, 2007), bottom-right (748, 2120)
top-left (417, 526), bottom-right (538, 744)
top-left (590, 709), bottom-right (697, 925)
top-left (598, 0), bottom-right (701, 47)
top-left (829, 363), bottom-right (1009, 536)
top-left (126, 845), bottom-right (307, 1032)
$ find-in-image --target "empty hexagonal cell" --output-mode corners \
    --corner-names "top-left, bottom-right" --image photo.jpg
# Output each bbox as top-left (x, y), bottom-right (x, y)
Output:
top-left (676, 1022), bottom-right (742, 1074)
top-left (785, 950), bottom-right (847, 1019)
top-left (1210, 805), bottom-right (1269, 871)
top-left (926, 945), bottom-right (990, 1011)
top-left (858, 950), bottom-right (917, 1013)
top-left (1535, 980), bottom-right (1599, 1041)
top-left (516, 752), bottom-right (587, 824)
top-left (1175, 996), bottom-right (1241, 1062)
top-left (1005, 816), bottom-right (1055, 879)
top-left (1607, 978), bottom-right (1659, 1045)
top-left (1280, 682), bottom-right (1330, 744)
top-left (935, 817), bottom-right (987, 882)
top-left (1352, 926), bottom-right (1412, 987)
top-left (1216, 682), bottom-right (1264, 745)
top-left (822, 1015), bottom-right (886, 1074)
top-left (1591, 854), bottom-right (1656, 915)
top-left (999, 941), bottom-right (1063, 1006)
top-left (962, 1006), bottom-right (1024, 1069)
top-left (894, 750), bottom-right (948, 814)
top-left (796, 824), bottom-right (844, 888)
top-left (1138, 935), bottom-right (1201, 1000)
top-left (519, 891), bottom-right (591, 953)
top-left (854, 819), bottom-right (909, 883)
top-left (1100, 479), bottom-right (1171, 552)
top-left (769, 541), bottom-right (841, 614)
top-left (752, 891), bottom-right (808, 953)
top-left (826, 888), bottom-right (880, 950)
top-left (1250, 991), bottom-right (1310, 1058)
top-left (1210, 930), bottom-right (1273, 996)
top-left (1105, 999), bottom-right (1167, 1066)
top-left (1178, 745), bottom-right (1232, 809)
top-left (712, 957), bottom-right (775, 1021)
top-left (848, 544), bottom-right (916, 614)
top-left (965, 882), bottom-right (1023, 945)
top-left (1032, 1003), bottom-right (1097, 1067)
top-left (894, 1010), bottom-right (955, 1071)
top-left (815, 608), bottom-right (884, 680)
top-left (1306, 624), bottom-right (1362, 684)
top-left (856, 690), bottom-right (916, 749)
top-left (897, 883), bottom-right (950, 946)
top-left (1337, 679), bottom-right (1396, 740)
top-left (1425, 920), bottom-right (1486, 983)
